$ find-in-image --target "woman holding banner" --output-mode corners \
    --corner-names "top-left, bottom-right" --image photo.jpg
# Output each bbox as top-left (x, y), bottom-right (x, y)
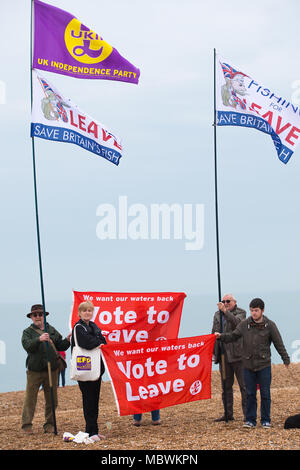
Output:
top-left (71, 301), bottom-right (107, 441)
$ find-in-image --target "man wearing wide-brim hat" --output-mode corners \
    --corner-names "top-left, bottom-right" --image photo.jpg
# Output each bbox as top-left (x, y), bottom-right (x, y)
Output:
top-left (21, 304), bottom-right (71, 434)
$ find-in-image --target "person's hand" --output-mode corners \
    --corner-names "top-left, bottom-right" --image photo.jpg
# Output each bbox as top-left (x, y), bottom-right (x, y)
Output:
top-left (66, 333), bottom-right (72, 342)
top-left (217, 302), bottom-right (226, 313)
top-left (39, 333), bottom-right (49, 342)
top-left (214, 332), bottom-right (221, 338)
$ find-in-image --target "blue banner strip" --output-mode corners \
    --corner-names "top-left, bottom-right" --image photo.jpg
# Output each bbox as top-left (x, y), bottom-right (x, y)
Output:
top-left (217, 111), bottom-right (293, 164)
top-left (31, 123), bottom-right (122, 166)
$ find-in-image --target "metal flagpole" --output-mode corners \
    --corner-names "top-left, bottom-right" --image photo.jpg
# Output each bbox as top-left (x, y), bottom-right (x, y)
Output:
top-left (213, 48), bottom-right (222, 303)
top-left (213, 48), bottom-right (228, 423)
top-left (30, 0), bottom-right (58, 435)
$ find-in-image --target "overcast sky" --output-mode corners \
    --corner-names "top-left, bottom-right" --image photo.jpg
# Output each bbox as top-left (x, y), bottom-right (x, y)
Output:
top-left (1, 0), bottom-right (300, 308)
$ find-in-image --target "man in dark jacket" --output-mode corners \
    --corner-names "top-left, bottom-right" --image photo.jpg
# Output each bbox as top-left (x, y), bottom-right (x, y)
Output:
top-left (212, 293), bottom-right (247, 422)
top-left (215, 298), bottom-right (290, 428)
top-left (21, 304), bottom-right (71, 434)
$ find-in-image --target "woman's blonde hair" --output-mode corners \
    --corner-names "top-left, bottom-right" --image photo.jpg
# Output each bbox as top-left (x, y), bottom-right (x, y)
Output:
top-left (78, 300), bottom-right (94, 315)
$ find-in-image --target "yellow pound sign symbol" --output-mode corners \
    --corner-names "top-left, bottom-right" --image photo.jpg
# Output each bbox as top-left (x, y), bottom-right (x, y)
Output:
top-left (65, 19), bottom-right (113, 64)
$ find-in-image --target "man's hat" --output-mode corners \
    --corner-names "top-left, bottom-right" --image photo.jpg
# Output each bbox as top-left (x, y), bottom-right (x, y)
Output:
top-left (27, 304), bottom-right (49, 318)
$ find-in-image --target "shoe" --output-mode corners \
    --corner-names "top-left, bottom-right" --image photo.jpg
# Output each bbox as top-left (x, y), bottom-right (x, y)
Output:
top-left (243, 421), bottom-right (256, 428)
top-left (90, 434), bottom-right (106, 441)
top-left (43, 426), bottom-right (55, 433)
top-left (214, 415), bottom-right (234, 422)
top-left (133, 420), bottom-right (141, 427)
top-left (152, 420), bottom-right (161, 426)
top-left (262, 422), bottom-right (271, 429)
top-left (22, 427), bottom-right (33, 435)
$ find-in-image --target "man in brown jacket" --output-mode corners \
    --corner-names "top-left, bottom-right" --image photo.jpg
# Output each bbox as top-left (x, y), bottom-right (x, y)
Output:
top-left (215, 298), bottom-right (290, 428)
top-left (211, 293), bottom-right (247, 422)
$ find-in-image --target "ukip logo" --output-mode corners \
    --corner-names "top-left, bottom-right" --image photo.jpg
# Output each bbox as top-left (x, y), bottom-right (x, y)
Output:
top-left (76, 355), bottom-right (92, 371)
top-left (65, 19), bottom-right (113, 64)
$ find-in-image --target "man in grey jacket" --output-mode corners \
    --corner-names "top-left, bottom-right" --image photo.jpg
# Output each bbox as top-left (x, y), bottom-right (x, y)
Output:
top-left (215, 298), bottom-right (290, 428)
top-left (212, 293), bottom-right (247, 422)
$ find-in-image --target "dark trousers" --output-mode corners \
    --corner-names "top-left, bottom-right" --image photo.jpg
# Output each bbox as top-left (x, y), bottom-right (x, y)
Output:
top-left (243, 366), bottom-right (271, 425)
top-left (78, 377), bottom-right (102, 436)
top-left (58, 369), bottom-right (66, 387)
top-left (219, 359), bottom-right (247, 419)
top-left (133, 410), bottom-right (160, 422)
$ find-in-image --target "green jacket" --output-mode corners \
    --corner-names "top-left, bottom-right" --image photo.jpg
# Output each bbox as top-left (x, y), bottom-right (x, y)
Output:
top-left (219, 315), bottom-right (290, 371)
top-left (22, 323), bottom-right (70, 372)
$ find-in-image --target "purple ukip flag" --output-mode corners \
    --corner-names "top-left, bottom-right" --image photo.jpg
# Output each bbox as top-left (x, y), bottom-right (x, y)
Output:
top-left (33, 0), bottom-right (140, 84)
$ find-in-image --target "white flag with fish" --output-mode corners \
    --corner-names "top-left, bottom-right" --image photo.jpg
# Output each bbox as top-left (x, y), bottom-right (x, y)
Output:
top-left (216, 54), bottom-right (300, 164)
top-left (31, 70), bottom-right (123, 166)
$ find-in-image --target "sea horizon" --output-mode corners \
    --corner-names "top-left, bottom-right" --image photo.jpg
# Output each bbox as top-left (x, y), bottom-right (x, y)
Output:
top-left (1, 290), bottom-right (299, 393)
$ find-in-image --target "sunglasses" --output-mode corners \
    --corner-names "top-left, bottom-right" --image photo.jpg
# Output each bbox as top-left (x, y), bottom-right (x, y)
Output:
top-left (32, 312), bottom-right (43, 317)
top-left (221, 300), bottom-right (232, 304)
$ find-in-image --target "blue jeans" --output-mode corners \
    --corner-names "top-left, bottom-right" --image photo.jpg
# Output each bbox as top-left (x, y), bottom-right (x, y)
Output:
top-left (133, 410), bottom-right (160, 422)
top-left (243, 366), bottom-right (271, 425)
top-left (58, 369), bottom-right (66, 387)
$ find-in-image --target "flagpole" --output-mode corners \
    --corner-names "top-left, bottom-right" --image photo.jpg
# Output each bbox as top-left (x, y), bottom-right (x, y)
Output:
top-left (213, 48), bottom-right (222, 303)
top-left (30, 0), bottom-right (58, 435)
top-left (213, 48), bottom-right (228, 423)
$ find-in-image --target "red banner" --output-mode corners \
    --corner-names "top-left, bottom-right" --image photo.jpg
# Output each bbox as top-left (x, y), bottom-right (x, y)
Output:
top-left (70, 291), bottom-right (186, 344)
top-left (101, 335), bottom-right (216, 416)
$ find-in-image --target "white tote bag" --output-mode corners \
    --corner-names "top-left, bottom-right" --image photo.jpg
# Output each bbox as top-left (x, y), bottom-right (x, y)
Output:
top-left (70, 324), bottom-right (101, 381)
